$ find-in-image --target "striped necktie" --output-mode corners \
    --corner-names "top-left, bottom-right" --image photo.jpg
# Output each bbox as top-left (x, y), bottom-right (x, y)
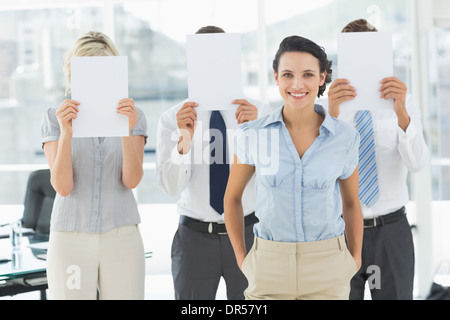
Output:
top-left (355, 110), bottom-right (380, 207)
top-left (209, 110), bottom-right (229, 214)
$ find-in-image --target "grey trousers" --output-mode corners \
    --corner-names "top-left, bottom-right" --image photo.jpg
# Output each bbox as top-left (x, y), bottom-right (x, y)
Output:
top-left (171, 223), bottom-right (254, 300)
top-left (350, 213), bottom-right (415, 300)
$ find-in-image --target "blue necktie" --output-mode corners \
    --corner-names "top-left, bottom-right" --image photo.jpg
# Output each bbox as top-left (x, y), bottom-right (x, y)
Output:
top-left (356, 110), bottom-right (380, 207)
top-left (209, 111), bottom-right (229, 214)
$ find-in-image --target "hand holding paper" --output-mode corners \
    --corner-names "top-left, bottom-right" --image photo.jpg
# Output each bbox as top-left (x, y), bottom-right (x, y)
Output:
top-left (71, 56), bottom-right (129, 137)
top-left (379, 76), bottom-right (407, 109)
top-left (187, 33), bottom-right (243, 111)
top-left (55, 99), bottom-right (80, 137)
top-left (379, 76), bottom-right (410, 130)
top-left (176, 101), bottom-right (198, 154)
top-left (337, 32), bottom-right (394, 111)
top-left (116, 98), bottom-right (139, 134)
top-left (233, 99), bottom-right (258, 124)
top-left (327, 78), bottom-right (357, 117)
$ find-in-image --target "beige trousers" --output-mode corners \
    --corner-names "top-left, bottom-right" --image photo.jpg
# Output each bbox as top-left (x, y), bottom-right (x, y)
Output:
top-left (46, 225), bottom-right (145, 300)
top-left (242, 235), bottom-right (357, 300)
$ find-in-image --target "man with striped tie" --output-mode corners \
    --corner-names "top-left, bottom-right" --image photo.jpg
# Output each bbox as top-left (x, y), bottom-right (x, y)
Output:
top-left (327, 19), bottom-right (429, 300)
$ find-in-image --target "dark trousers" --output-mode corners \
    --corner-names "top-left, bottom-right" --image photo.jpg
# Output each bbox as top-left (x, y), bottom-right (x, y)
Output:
top-left (171, 223), bottom-right (254, 300)
top-left (350, 213), bottom-right (415, 300)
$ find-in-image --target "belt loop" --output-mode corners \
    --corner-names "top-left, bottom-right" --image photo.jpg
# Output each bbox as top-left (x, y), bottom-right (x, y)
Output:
top-left (254, 236), bottom-right (258, 251)
top-left (338, 236), bottom-right (344, 251)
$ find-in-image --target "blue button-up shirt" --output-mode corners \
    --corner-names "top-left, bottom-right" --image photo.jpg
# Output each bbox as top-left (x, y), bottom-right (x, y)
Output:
top-left (235, 105), bottom-right (359, 242)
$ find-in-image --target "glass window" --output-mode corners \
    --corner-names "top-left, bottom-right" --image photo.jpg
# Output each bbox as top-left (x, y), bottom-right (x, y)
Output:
top-left (0, 5), bottom-right (104, 204)
top-left (429, 27), bottom-right (450, 200)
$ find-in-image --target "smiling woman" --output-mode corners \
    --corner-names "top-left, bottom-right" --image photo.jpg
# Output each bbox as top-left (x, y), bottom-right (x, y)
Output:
top-left (224, 35), bottom-right (363, 300)
top-left (272, 37), bottom-right (332, 138)
top-left (275, 52), bottom-right (326, 110)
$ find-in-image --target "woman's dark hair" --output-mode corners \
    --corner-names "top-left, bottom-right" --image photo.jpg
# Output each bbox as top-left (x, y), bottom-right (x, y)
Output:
top-left (272, 35), bottom-right (332, 97)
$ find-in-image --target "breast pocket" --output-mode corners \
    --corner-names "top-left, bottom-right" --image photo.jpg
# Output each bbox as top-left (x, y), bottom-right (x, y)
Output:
top-left (375, 118), bottom-right (398, 149)
top-left (302, 184), bottom-right (329, 216)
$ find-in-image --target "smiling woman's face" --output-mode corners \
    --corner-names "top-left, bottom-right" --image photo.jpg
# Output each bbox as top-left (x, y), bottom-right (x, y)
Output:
top-left (274, 51), bottom-right (326, 110)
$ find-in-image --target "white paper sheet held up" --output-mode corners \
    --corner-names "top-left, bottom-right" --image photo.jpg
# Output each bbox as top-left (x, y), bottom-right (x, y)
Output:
top-left (71, 56), bottom-right (129, 137)
top-left (187, 33), bottom-right (243, 111)
top-left (338, 32), bottom-right (394, 111)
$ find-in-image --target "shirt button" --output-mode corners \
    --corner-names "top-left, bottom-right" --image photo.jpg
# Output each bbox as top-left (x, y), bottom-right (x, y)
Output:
top-left (96, 178), bottom-right (100, 183)
top-left (96, 145), bottom-right (101, 150)
top-left (95, 194), bottom-right (99, 199)
top-left (93, 211), bottom-right (98, 215)
top-left (97, 161), bottom-right (101, 166)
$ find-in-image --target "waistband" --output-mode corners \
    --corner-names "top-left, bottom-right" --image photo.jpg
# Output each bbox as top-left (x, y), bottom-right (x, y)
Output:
top-left (179, 212), bottom-right (258, 235)
top-left (253, 234), bottom-right (347, 254)
top-left (364, 206), bottom-right (406, 228)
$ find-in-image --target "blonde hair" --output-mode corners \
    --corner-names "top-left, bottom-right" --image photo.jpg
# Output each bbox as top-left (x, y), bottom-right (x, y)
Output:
top-left (63, 31), bottom-right (119, 93)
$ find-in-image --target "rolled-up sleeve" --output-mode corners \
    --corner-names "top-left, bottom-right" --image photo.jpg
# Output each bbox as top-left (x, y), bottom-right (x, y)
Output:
top-left (235, 123), bottom-right (255, 166)
top-left (131, 107), bottom-right (148, 143)
top-left (339, 130), bottom-right (360, 180)
top-left (41, 108), bottom-right (60, 145)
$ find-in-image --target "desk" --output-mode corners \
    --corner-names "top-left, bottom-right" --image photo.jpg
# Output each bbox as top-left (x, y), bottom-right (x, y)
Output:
top-left (0, 234), bottom-right (48, 299)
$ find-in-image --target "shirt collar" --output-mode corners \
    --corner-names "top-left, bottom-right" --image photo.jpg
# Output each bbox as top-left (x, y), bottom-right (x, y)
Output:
top-left (261, 104), bottom-right (336, 136)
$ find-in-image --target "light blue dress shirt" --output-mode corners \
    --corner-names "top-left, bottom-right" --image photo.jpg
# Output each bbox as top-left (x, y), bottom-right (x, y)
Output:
top-left (235, 105), bottom-right (360, 242)
top-left (41, 107), bottom-right (148, 233)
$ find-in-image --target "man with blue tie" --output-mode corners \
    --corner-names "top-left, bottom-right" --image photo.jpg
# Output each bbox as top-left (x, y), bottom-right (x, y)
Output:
top-left (156, 26), bottom-right (270, 300)
top-left (327, 19), bottom-right (429, 299)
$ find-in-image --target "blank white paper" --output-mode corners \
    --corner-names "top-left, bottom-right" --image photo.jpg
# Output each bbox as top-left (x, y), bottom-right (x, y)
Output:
top-left (187, 33), bottom-right (243, 111)
top-left (71, 56), bottom-right (129, 137)
top-left (338, 32), bottom-right (394, 111)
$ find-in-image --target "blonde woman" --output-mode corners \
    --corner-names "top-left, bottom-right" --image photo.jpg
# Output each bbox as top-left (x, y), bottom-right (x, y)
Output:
top-left (41, 31), bottom-right (147, 299)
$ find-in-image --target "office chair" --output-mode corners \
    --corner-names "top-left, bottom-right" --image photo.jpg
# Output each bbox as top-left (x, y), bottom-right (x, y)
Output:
top-left (21, 169), bottom-right (56, 236)
top-left (0, 169), bottom-right (55, 300)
